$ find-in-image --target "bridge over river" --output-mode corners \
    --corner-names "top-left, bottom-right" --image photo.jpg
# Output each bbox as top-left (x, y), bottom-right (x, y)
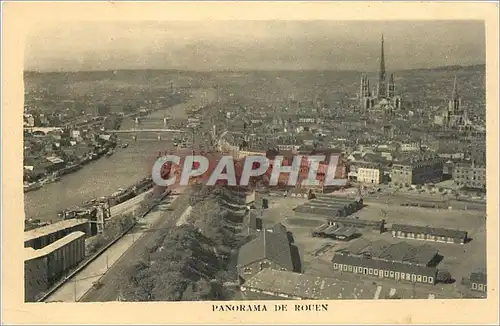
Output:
top-left (24, 88), bottom-right (217, 222)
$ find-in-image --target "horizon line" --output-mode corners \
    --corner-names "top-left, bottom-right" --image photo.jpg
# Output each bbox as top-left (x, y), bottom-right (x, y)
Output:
top-left (23, 63), bottom-right (486, 75)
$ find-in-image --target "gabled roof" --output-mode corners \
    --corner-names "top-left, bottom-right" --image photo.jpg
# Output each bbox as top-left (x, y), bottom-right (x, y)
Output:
top-left (237, 227), bottom-right (293, 271)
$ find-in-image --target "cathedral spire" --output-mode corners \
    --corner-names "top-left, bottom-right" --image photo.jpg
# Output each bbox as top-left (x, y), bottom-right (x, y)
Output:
top-left (452, 75), bottom-right (459, 100)
top-left (377, 33), bottom-right (387, 98)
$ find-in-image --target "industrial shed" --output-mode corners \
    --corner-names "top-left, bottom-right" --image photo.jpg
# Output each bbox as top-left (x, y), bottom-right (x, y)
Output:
top-left (24, 231), bottom-right (86, 302)
top-left (294, 196), bottom-right (363, 217)
top-left (312, 223), bottom-right (358, 241)
top-left (327, 217), bottom-right (386, 233)
top-left (24, 218), bottom-right (90, 249)
top-left (391, 223), bottom-right (468, 244)
top-left (294, 204), bottom-right (348, 218)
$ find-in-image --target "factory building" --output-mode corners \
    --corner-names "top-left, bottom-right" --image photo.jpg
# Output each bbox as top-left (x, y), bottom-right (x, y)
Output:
top-left (391, 156), bottom-right (444, 186)
top-left (391, 224), bottom-right (468, 245)
top-left (25, 231), bottom-right (86, 302)
top-left (24, 219), bottom-right (90, 249)
top-left (332, 239), bottom-right (440, 284)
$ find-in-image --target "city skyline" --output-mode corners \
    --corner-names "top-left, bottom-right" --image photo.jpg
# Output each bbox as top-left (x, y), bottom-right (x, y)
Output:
top-left (25, 20), bottom-right (485, 72)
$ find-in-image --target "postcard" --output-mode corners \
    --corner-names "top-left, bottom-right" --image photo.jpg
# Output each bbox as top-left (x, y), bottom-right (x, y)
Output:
top-left (2, 1), bottom-right (498, 324)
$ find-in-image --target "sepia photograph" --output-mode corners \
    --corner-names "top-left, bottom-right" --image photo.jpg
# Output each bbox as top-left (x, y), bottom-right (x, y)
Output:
top-left (2, 2), bottom-right (499, 325)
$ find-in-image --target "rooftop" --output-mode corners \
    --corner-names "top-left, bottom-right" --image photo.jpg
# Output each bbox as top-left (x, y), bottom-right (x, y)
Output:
top-left (332, 253), bottom-right (437, 277)
top-left (24, 219), bottom-right (89, 243)
top-left (313, 224), bottom-right (357, 237)
top-left (25, 231), bottom-right (86, 261)
top-left (336, 239), bottom-right (438, 266)
top-left (242, 269), bottom-right (377, 300)
top-left (237, 226), bottom-right (293, 271)
top-left (392, 223), bottom-right (468, 239)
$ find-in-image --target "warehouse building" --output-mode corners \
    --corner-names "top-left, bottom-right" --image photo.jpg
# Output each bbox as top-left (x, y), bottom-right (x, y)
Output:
top-left (295, 204), bottom-right (348, 218)
top-left (294, 196), bottom-right (363, 218)
top-left (24, 219), bottom-right (90, 249)
top-left (332, 253), bottom-right (437, 285)
top-left (25, 231), bottom-right (86, 302)
top-left (335, 239), bottom-right (440, 267)
top-left (332, 239), bottom-right (441, 285)
top-left (391, 224), bottom-right (468, 245)
top-left (237, 225), bottom-right (294, 283)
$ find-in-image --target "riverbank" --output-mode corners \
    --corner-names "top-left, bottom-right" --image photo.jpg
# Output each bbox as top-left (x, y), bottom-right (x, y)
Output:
top-left (24, 88), bottom-right (218, 222)
top-left (24, 141), bottom-right (117, 194)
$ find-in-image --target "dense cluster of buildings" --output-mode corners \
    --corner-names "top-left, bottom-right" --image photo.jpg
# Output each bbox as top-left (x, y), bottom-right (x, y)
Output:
top-left (209, 34), bottom-right (485, 198)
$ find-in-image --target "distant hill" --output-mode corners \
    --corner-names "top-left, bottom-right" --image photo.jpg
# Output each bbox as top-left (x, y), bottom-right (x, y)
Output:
top-left (406, 64), bottom-right (485, 73)
top-left (24, 64), bottom-right (485, 76)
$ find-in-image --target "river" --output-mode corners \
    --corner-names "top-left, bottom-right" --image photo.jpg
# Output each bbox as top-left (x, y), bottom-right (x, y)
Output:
top-left (24, 88), bottom-right (217, 222)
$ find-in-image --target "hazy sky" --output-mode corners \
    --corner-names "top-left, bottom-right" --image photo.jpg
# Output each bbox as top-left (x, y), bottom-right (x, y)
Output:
top-left (25, 20), bottom-right (485, 72)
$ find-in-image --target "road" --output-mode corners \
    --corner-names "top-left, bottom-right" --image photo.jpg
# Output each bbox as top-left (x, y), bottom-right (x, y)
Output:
top-left (79, 191), bottom-right (191, 302)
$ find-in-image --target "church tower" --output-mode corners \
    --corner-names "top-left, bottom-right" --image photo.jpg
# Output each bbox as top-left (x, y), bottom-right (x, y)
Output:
top-left (448, 76), bottom-right (462, 115)
top-left (377, 34), bottom-right (387, 99)
top-left (387, 73), bottom-right (396, 98)
top-left (360, 75), bottom-right (372, 110)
